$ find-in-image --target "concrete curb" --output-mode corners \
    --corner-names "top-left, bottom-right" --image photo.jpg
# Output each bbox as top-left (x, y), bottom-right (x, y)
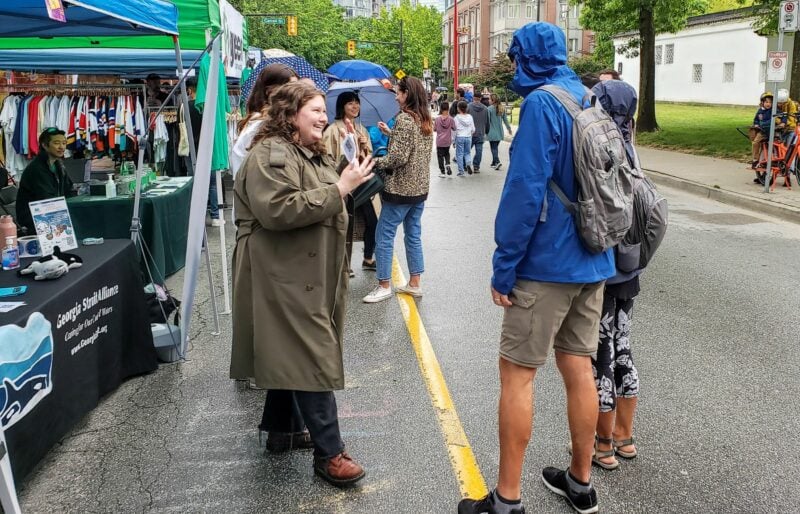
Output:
top-left (645, 168), bottom-right (800, 225)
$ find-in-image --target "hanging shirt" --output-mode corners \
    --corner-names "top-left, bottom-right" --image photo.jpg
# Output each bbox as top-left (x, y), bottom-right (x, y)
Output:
top-left (0, 96), bottom-right (27, 177)
top-left (196, 52), bottom-right (231, 171)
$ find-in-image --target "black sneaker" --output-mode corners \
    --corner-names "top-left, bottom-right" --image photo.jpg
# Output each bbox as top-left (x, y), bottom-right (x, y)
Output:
top-left (541, 467), bottom-right (598, 514)
top-left (466, 165), bottom-right (473, 175)
top-left (446, 164), bottom-right (453, 175)
top-left (474, 167), bottom-right (481, 174)
top-left (458, 492), bottom-right (525, 514)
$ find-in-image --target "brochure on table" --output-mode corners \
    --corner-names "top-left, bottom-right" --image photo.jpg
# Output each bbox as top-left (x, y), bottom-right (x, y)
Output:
top-left (29, 197), bottom-right (78, 255)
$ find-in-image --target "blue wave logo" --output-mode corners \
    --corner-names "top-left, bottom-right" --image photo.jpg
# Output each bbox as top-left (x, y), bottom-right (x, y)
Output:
top-left (0, 313), bottom-right (53, 429)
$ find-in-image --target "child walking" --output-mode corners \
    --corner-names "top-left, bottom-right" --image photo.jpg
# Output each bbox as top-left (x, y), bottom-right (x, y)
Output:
top-left (434, 102), bottom-right (456, 177)
top-left (454, 100), bottom-right (475, 176)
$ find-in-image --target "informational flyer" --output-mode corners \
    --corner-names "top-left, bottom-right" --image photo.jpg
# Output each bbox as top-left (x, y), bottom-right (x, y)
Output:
top-left (29, 197), bottom-right (78, 256)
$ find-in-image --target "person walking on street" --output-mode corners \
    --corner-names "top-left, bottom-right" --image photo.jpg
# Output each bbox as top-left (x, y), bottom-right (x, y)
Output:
top-left (434, 102), bottom-right (456, 177)
top-left (454, 101), bottom-right (475, 176)
top-left (362, 77), bottom-right (434, 304)
top-left (230, 82), bottom-right (375, 487)
top-left (458, 23), bottom-right (615, 514)
top-left (487, 93), bottom-right (513, 170)
top-left (467, 91), bottom-right (490, 173)
top-left (322, 91), bottom-right (378, 274)
top-left (450, 88), bottom-right (466, 116)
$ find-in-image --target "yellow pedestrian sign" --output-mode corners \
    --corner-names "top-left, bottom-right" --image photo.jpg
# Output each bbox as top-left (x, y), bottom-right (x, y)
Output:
top-left (395, 69), bottom-right (406, 80)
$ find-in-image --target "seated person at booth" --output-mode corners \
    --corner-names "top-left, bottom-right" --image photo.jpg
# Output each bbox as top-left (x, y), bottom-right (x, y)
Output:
top-left (15, 128), bottom-right (75, 235)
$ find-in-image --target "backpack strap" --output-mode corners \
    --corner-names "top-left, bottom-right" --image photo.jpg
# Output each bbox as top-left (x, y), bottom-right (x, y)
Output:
top-left (538, 85), bottom-right (585, 220)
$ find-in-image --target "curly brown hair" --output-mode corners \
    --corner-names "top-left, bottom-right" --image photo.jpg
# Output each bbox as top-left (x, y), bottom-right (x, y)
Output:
top-left (238, 63), bottom-right (298, 131)
top-left (251, 82), bottom-right (327, 155)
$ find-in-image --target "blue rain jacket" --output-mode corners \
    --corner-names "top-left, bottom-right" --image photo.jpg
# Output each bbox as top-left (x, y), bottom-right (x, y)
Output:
top-left (491, 23), bottom-right (615, 295)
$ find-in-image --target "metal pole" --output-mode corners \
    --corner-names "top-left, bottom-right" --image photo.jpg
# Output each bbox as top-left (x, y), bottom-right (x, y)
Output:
top-left (453, 0), bottom-right (459, 91)
top-left (764, 27), bottom-right (785, 193)
top-left (537, 0), bottom-right (541, 22)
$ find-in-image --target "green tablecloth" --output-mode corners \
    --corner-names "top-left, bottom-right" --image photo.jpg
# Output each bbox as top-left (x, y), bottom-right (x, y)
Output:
top-left (67, 177), bottom-right (193, 278)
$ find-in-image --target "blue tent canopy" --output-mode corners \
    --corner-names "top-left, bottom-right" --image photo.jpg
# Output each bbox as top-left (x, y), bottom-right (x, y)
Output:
top-left (0, 49), bottom-right (203, 75)
top-left (0, 0), bottom-right (179, 38)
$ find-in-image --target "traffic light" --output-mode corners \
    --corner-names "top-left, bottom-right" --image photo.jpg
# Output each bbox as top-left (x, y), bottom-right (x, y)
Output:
top-left (423, 56), bottom-right (429, 69)
top-left (287, 15), bottom-right (298, 36)
top-left (347, 40), bottom-right (356, 56)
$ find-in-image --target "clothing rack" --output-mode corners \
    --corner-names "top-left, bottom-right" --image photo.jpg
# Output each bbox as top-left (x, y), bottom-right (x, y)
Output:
top-left (0, 83), bottom-right (146, 107)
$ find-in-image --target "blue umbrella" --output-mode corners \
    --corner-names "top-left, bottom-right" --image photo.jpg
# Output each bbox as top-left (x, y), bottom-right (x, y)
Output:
top-left (242, 55), bottom-right (328, 101)
top-left (326, 79), bottom-right (400, 127)
top-left (327, 59), bottom-right (392, 81)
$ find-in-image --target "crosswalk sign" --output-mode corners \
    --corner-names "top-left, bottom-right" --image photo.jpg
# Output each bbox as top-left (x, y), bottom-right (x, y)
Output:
top-left (395, 69), bottom-right (406, 80)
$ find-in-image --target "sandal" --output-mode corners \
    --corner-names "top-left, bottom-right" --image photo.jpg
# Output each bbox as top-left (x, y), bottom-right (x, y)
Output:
top-left (592, 436), bottom-right (620, 470)
top-left (614, 437), bottom-right (638, 459)
top-left (566, 436), bottom-right (620, 471)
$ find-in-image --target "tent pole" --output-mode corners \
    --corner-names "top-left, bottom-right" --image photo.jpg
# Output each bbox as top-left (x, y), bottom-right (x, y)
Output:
top-left (174, 36), bottom-right (197, 171)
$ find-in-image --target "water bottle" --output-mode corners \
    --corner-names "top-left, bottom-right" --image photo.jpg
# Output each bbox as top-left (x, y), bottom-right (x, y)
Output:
top-left (2, 236), bottom-right (19, 271)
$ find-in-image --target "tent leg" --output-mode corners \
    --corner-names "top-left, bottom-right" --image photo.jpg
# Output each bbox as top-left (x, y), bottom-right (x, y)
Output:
top-left (203, 229), bottom-right (220, 335)
top-left (215, 170), bottom-right (231, 314)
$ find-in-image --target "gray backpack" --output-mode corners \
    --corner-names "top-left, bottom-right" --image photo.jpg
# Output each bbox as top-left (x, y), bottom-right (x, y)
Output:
top-left (539, 85), bottom-right (635, 254)
top-left (615, 146), bottom-right (669, 272)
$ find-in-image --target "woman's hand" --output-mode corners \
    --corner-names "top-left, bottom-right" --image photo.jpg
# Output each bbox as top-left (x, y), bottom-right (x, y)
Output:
top-left (358, 133), bottom-right (369, 146)
top-left (377, 122), bottom-right (392, 136)
top-left (336, 156), bottom-right (376, 198)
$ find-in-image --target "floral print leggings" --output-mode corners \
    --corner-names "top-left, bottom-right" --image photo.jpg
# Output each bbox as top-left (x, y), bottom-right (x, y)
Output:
top-left (592, 292), bottom-right (639, 413)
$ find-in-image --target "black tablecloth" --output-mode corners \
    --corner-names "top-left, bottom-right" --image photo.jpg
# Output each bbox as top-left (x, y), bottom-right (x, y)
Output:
top-left (0, 239), bottom-right (157, 481)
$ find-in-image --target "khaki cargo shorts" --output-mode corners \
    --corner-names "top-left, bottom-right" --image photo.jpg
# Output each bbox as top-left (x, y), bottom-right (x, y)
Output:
top-left (500, 279), bottom-right (605, 368)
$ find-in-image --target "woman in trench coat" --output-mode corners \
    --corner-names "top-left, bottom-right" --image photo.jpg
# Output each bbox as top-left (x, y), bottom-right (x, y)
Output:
top-left (230, 81), bottom-right (374, 487)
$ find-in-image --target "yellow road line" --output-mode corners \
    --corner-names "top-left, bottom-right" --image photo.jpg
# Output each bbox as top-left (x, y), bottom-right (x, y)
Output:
top-left (391, 257), bottom-right (488, 499)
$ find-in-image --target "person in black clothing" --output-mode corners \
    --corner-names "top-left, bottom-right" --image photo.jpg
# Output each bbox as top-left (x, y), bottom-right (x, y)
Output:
top-left (146, 73), bottom-right (171, 107)
top-left (15, 128), bottom-right (75, 235)
top-left (449, 87), bottom-right (466, 116)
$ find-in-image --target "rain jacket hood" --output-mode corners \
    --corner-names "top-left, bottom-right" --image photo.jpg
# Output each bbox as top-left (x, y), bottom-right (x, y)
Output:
top-left (508, 23), bottom-right (573, 97)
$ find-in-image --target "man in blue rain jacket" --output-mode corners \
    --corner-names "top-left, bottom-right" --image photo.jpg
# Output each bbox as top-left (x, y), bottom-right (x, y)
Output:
top-left (459, 23), bottom-right (614, 514)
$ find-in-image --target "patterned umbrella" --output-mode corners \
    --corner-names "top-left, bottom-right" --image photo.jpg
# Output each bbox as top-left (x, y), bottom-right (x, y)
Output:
top-left (242, 54), bottom-right (329, 101)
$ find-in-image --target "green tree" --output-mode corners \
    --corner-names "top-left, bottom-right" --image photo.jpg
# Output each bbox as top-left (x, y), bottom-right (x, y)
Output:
top-left (752, 0), bottom-right (800, 99)
top-left (355, 0), bottom-right (443, 78)
top-left (229, 0), bottom-right (358, 71)
top-left (576, 0), bottom-right (708, 132)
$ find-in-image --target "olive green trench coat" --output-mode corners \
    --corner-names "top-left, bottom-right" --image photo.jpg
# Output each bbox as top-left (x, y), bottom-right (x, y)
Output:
top-left (230, 136), bottom-right (349, 391)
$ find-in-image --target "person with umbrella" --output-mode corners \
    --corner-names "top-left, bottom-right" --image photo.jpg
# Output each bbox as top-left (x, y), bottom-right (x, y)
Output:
top-left (322, 92), bottom-right (378, 273)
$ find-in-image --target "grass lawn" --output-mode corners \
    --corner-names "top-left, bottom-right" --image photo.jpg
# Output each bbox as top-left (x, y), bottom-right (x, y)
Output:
top-left (508, 102), bottom-right (755, 162)
top-left (635, 102), bottom-right (754, 162)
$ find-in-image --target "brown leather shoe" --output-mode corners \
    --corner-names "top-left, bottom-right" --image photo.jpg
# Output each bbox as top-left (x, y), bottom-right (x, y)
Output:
top-left (265, 430), bottom-right (313, 453)
top-left (314, 451), bottom-right (365, 487)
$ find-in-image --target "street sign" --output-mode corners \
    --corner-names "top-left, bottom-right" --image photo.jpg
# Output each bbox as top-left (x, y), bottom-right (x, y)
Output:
top-left (423, 69), bottom-right (431, 79)
top-left (356, 42), bottom-right (373, 49)
top-left (395, 69), bottom-right (406, 80)
top-left (262, 17), bottom-right (285, 25)
top-left (780, 1), bottom-right (800, 32)
top-left (767, 51), bottom-right (788, 81)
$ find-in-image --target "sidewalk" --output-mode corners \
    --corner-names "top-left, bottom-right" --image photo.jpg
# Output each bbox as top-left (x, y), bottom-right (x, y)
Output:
top-left (504, 125), bottom-right (800, 223)
top-left (638, 147), bottom-right (800, 224)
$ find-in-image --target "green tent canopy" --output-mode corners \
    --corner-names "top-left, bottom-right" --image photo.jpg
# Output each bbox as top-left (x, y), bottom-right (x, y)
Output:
top-left (0, 0), bottom-right (221, 50)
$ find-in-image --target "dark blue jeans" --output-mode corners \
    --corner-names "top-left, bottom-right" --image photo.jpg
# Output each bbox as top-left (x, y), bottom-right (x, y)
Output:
top-left (471, 135), bottom-right (485, 168)
top-left (207, 170), bottom-right (219, 219)
top-left (260, 390), bottom-right (344, 458)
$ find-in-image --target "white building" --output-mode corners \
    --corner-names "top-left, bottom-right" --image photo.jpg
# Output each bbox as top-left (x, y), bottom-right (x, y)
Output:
top-left (612, 8), bottom-right (780, 106)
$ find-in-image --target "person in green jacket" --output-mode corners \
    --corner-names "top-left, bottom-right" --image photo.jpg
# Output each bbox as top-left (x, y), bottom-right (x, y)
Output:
top-left (15, 127), bottom-right (74, 235)
top-left (487, 93), bottom-right (513, 170)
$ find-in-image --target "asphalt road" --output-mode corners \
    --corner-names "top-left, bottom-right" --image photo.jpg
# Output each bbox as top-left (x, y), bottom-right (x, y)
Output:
top-left (17, 142), bottom-right (800, 513)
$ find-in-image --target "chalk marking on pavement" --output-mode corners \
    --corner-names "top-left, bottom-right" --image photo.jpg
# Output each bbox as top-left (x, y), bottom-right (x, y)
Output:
top-left (391, 257), bottom-right (488, 499)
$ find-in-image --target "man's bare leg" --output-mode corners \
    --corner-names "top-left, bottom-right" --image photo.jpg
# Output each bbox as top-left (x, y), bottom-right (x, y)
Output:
top-left (496, 357), bottom-right (538, 500)
top-left (555, 351), bottom-right (598, 483)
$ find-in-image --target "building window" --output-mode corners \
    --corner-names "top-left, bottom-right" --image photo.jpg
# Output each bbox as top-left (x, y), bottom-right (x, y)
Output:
top-left (655, 45), bottom-right (662, 65)
top-left (526, 3), bottom-right (534, 18)
top-left (665, 43), bottom-right (674, 64)
top-left (759, 61), bottom-right (767, 82)
top-left (568, 38), bottom-right (578, 53)
top-left (508, 2), bottom-right (520, 19)
top-left (723, 62), bottom-right (734, 83)
top-left (692, 64), bottom-right (702, 83)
